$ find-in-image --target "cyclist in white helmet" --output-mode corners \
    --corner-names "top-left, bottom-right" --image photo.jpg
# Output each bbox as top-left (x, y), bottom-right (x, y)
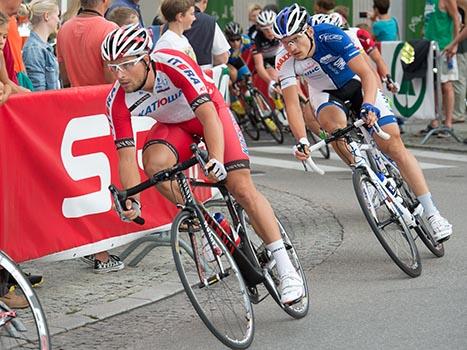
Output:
top-left (273, 4), bottom-right (452, 242)
top-left (102, 24), bottom-right (306, 304)
top-left (253, 9), bottom-right (282, 96)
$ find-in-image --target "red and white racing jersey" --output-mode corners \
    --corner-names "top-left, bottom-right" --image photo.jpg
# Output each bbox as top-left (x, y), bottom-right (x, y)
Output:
top-left (345, 27), bottom-right (377, 55)
top-left (106, 48), bottom-right (225, 148)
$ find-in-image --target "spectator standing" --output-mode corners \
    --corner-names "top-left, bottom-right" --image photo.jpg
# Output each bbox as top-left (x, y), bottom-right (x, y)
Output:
top-left (422, 0), bottom-right (460, 137)
top-left (314, 0), bottom-right (336, 14)
top-left (155, 0), bottom-right (196, 60)
top-left (8, 16), bottom-right (34, 90)
top-left (370, 0), bottom-right (399, 41)
top-left (62, 0), bottom-right (81, 24)
top-left (184, 0), bottom-right (230, 69)
top-left (0, 11), bottom-right (13, 104)
top-left (452, 3), bottom-right (467, 123)
top-left (107, 6), bottom-right (139, 27)
top-left (57, 0), bottom-right (123, 273)
top-left (21, 0), bottom-right (60, 91)
top-left (105, 0), bottom-right (143, 27)
top-left (56, 0), bottom-right (118, 88)
top-left (247, 3), bottom-right (262, 39)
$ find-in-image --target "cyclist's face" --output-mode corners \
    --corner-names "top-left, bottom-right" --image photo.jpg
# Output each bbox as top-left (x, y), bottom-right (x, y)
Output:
top-left (107, 55), bottom-right (149, 92)
top-left (281, 28), bottom-right (314, 60)
top-left (260, 26), bottom-right (275, 40)
top-left (228, 37), bottom-right (242, 49)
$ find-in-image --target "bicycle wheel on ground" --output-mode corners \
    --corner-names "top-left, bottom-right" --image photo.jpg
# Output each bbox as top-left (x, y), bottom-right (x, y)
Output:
top-left (238, 208), bottom-right (309, 319)
top-left (384, 164), bottom-right (444, 258)
top-left (171, 210), bottom-right (254, 350)
top-left (232, 104), bottom-right (260, 141)
top-left (0, 251), bottom-right (50, 350)
top-left (307, 129), bottom-right (330, 159)
top-left (252, 90), bottom-right (284, 144)
top-left (352, 168), bottom-right (422, 277)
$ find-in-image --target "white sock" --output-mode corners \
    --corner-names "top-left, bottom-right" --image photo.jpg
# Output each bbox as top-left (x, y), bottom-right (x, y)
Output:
top-left (266, 239), bottom-right (295, 277)
top-left (417, 192), bottom-right (439, 218)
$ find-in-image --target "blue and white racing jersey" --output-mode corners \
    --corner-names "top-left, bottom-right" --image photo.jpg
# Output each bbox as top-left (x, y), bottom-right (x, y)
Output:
top-left (277, 24), bottom-right (360, 92)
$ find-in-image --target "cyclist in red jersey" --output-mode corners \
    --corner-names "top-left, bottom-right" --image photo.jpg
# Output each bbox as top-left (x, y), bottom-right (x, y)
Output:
top-left (102, 24), bottom-right (305, 304)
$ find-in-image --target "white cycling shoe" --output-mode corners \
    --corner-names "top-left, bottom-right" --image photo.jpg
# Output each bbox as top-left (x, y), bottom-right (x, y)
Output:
top-left (280, 271), bottom-right (304, 305)
top-left (428, 213), bottom-right (452, 242)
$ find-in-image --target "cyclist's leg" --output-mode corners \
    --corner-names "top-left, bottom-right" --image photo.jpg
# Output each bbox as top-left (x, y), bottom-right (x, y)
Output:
top-left (372, 90), bottom-right (452, 240)
top-left (220, 106), bottom-right (304, 303)
top-left (142, 123), bottom-right (192, 204)
top-left (313, 93), bottom-right (354, 164)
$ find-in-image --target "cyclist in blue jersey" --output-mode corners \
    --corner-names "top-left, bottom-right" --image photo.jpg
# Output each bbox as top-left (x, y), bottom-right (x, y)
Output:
top-left (273, 4), bottom-right (452, 242)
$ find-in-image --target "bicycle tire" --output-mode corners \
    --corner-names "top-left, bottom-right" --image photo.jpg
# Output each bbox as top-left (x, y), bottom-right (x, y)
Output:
top-left (252, 90), bottom-right (284, 144)
top-left (352, 168), bottom-right (422, 277)
top-left (307, 129), bottom-right (330, 159)
top-left (232, 104), bottom-right (261, 141)
top-left (384, 161), bottom-right (444, 258)
top-left (237, 209), bottom-right (309, 319)
top-left (171, 210), bottom-right (254, 350)
top-left (0, 251), bottom-right (50, 350)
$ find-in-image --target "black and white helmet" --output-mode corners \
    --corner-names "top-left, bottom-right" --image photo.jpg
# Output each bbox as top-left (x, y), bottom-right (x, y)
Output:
top-left (273, 4), bottom-right (309, 39)
top-left (256, 9), bottom-right (276, 27)
top-left (101, 24), bottom-right (153, 61)
top-left (224, 21), bottom-right (242, 38)
top-left (309, 13), bottom-right (344, 28)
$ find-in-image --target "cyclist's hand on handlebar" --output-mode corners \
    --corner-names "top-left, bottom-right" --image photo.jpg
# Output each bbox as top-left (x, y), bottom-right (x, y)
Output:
top-left (117, 198), bottom-right (141, 222)
top-left (360, 103), bottom-right (380, 127)
top-left (383, 75), bottom-right (399, 93)
top-left (292, 138), bottom-right (310, 161)
top-left (205, 158), bottom-right (227, 182)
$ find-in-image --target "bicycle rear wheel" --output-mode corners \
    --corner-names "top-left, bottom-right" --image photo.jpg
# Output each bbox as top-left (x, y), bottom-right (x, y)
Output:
top-left (238, 208), bottom-right (309, 319)
top-left (0, 251), bottom-right (50, 350)
top-left (232, 105), bottom-right (260, 141)
top-left (171, 210), bottom-right (254, 350)
top-left (352, 168), bottom-right (421, 277)
top-left (252, 90), bottom-right (284, 144)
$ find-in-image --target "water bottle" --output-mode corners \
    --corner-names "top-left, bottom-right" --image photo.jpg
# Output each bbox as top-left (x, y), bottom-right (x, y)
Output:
top-left (244, 89), bottom-right (253, 104)
top-left (376, 172), bottom-right (396, 194)
top-left (214, 213), bottom-right (240, 254)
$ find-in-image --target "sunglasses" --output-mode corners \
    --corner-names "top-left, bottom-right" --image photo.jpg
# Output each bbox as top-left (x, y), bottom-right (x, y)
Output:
top-left (228, 37), bottom-right (242, 42)
top-left (107, 55), bottom-right (146, 73)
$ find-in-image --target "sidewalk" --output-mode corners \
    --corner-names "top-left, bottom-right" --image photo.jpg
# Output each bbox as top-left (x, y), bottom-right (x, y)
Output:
top-left (22, 185), bottom-right (344, 337)
top-left (401, 119), bottom-right (467, 153)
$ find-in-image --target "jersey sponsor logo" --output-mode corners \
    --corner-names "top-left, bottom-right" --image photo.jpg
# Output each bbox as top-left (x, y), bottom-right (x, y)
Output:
top-left (303, 65), bottom-right (320, 77)
top-left (190, 93), bottom-right (211, 111)
top-left (276, 52), bottom-right (292, 70)
top-left (155, 76), bottom-right (170, 93)
top-left (333, 57), bottom-right (346, 70)
top-left (319, 54), bottom-right (337, 64)
top-left (167, 57), bottom-right (202, 85)
top-left (137, 90), bottom-right (183, 115)
top-left (106, 85), bottom-right (118, 109)
top-left (318, 33), bottom-right (343, 42)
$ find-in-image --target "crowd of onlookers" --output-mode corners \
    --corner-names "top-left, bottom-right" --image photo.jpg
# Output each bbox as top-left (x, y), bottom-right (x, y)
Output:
top-left (1, 0), bottom-right (466, 308)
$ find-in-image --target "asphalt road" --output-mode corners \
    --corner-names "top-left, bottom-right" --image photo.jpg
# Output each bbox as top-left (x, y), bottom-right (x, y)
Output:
top-left (52, 141), bottom-right (467, 350)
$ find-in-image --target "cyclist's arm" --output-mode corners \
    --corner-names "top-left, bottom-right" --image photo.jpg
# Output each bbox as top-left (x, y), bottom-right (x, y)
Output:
top-left (348, 54), bottom-right (378, 105)
top-left (282, 84), bottom-right (307, 140)
top-left (117, 146), bottom-right (141, 201)
top-left (368, 48), bottom-right (389, 81)
top-left (253, 53), bottom-right (274, 85)
top-left (195, 102), bottom-right (224, 163)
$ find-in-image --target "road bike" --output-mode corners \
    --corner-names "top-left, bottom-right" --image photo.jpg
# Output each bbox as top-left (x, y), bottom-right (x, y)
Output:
top-left (109, 144), bottom-right (309, 349)
top-left (0, 250), bottom-right (50, 349)
top-left (230, 75), bottom-right (284, 144)
top-left (302, 119), bottom-right (444, 277)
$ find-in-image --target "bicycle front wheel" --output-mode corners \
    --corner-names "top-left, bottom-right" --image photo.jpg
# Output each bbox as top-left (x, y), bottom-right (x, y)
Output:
top-left (0, 251), bottom-right (50, 350)
top-left (352, 168), bottom-right (421, 277)
top-left (171, 210), bottom-right (254, 349)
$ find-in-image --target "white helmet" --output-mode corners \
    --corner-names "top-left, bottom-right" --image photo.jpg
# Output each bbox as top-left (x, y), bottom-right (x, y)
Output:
top-left (309, 13), bottom-right (344, 28)
top-left (256, 9), bottom-right (276, 27)
top-left (273, 4), bottom-right (309, 39)
top-left (101, 24), bottom-right (153, 61)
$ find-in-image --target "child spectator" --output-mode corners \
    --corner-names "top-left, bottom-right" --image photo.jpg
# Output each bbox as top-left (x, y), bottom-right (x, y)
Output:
top-left (370, 0), bottom-right (399, 41)
top-left (21, 0), bottom-right (60, 91)
top-left (107, 6), bottom-right (139, 27)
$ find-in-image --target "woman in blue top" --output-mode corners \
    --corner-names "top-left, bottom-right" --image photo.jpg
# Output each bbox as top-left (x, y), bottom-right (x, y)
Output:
top-left (21, 0), bottom-right (60, 91)
top-left (370, 0), bottom-right (399, 41)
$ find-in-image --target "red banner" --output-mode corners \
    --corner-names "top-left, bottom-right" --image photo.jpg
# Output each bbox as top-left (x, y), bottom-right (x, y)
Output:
top-left (0, 86), bottom-right (211, 263)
